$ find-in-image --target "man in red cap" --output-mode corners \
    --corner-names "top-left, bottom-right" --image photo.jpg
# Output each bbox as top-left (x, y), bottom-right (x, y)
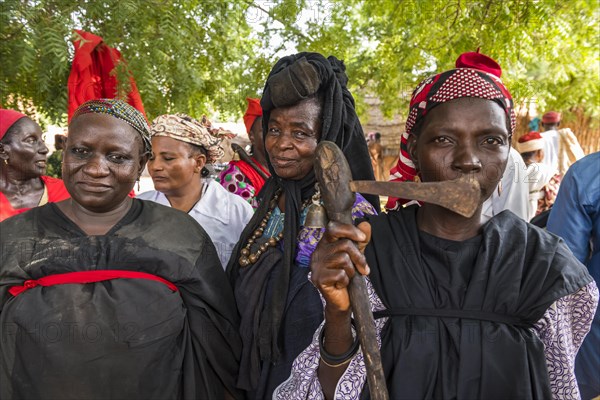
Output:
top-left (540, 110), bottom-right (584, 176)
top-left (542, 111), bottom-right (561, 126)
top-left (517, 131), bottom-right (557, 221)
top-left (218, 98), bottom-right (270, 208)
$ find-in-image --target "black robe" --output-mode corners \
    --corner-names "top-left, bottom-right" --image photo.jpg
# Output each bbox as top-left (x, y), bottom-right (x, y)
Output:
top-left (364, 206), bottom-right (592, 400)
top-left (0, 200), bottom-right (242, 400)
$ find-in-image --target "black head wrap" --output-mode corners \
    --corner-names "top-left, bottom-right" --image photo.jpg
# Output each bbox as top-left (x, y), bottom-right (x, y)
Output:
top-left (227, 52), bottom-right (378, 387)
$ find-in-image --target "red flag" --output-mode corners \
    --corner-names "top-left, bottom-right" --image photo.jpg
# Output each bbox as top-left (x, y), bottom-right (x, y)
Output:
top-left (67, 30), bottom-right (146, 122)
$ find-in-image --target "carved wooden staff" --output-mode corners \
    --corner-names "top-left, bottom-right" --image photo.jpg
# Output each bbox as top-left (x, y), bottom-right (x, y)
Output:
top-left (314, 141), bottom-right (388, 399)
top-left (313, 141), bottom-right (480, 399)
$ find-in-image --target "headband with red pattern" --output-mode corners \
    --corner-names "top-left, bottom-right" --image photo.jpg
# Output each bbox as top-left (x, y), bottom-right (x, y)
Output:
top-left (386, 51), bottom-right (515, 211)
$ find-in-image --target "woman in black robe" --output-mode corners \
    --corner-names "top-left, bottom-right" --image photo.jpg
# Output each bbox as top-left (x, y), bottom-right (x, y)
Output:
top-left (226, 53), bottom-right (379, 399)
top-left (0, 99), bottom-right (242, 399)
top-left (276, 52), bottom-right (598, 399)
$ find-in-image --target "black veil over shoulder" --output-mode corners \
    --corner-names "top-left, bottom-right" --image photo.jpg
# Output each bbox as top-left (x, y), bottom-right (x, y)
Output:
top-left (227, 52), bottom-right (378, 391)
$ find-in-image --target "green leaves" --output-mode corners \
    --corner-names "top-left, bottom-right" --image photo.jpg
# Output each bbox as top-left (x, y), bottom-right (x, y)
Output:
top-left (1, 0), bottom-right (598, 128)
top-left (1, 0), bottom-right (269, 122)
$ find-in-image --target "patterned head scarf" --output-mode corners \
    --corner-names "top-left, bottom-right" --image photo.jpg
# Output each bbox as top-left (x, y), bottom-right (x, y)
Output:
top-left (72, 99), bottom-right (152, 154)
top-left (517, 131), bottom-right (544, 153)
top-left (150, 114), bottom-right (235, 164)
top-left (386, 51), bottom-right (515, 210)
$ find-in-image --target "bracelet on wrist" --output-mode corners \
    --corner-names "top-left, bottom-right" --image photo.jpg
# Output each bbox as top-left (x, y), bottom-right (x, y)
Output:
top-left (320, 354), bottom-right (354, 368)
top-left (319, 319), bottom-right (360, 368)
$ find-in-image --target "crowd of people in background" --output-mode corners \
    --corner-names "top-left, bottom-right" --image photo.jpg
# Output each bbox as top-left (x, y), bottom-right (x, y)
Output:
top-left (0, 50), bottom-right (598, 400)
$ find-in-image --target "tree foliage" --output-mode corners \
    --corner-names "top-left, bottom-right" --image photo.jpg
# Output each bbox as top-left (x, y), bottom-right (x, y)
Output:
top-left (1, 0), bottom-right (271, 122)
top-left (1, 0), bottom-right (598, 127)
top-left (285, 0), bottom-right (599, 125)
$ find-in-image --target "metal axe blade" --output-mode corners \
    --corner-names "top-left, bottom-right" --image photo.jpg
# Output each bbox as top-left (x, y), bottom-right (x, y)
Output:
top-left (350, 177), bottom-right (481, 218)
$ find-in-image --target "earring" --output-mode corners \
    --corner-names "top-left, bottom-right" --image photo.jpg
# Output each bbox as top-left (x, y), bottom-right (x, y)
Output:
top-left (413, 174), bottom-right (421, 183)
top-left (136, 178), bottom-right (141, 192)
top-left (497, 180), bottom-right (503, 196)
top-left (3, 159), bottom-right (7, 166)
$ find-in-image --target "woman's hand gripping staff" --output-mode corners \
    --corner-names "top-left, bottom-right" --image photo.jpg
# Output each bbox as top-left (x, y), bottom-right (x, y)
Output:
top-left (312, 141), bottom-right (389, 400)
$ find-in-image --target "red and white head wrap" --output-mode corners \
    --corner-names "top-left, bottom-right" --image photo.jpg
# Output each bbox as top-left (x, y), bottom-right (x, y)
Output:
top-left (517, 131), bottom-right (544, 153)
top-left (386, 51), bottom-right (515, 211)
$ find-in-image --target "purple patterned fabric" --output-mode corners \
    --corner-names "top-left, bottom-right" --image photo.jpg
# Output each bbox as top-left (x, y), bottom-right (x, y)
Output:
top-left (295, 193), bottom-right (376, 268)
top-left (534, 282), bottom-right (599, 399)
top-left (260, 193), bottom-right (376, 268)
top-left (274, 280), bottom-right (599, 399)
top-left (218, 164), bottom-right (258, 208)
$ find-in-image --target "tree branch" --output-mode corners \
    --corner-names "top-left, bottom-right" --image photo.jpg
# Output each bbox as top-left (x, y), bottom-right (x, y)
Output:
top-left (243, 0), bottom-right (314, 42)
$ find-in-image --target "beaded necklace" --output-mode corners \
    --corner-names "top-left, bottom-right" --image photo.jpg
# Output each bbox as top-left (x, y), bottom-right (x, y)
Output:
top-left (238, 190), bottom-right (283, 267)
top-left (238, 189), bottom-right (313, 267)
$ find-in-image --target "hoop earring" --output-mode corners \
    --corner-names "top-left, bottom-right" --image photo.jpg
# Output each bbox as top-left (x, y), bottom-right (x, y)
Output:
top-left (497, 180), bottom-right (503, 196)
